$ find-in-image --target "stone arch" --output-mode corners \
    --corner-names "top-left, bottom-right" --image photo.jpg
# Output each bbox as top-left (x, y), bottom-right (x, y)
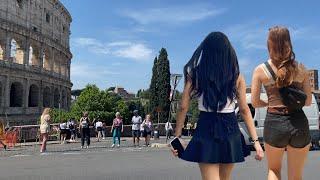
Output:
top-left (0, 82), bottom-right (2, 107)
top-left (28, 84), bottom-right (39, 107)
top-left (10, 38), bottom-right (24, 64)
top-left (28, 45), bottom-right (40, 66)
top-left (53, 88), bottom-right (60, 108)
top-left (10, 82), bottom-right (23, 107)
top-left (0, 44), bottom-right (4, 60)
top-left (53, 52), bottom-right (60, 74)
top-left (61, 59), bottom-right (66, 76)
top-left (43, 49), bottom-right (51, 70)
top-left (43, 86), bottom-right (51, 107)
top-left (61, 89), bottom-right (67, 109)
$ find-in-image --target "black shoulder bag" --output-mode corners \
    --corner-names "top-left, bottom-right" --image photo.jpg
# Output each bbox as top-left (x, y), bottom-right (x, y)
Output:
top-left (264, 62), bottom-right (307, 111)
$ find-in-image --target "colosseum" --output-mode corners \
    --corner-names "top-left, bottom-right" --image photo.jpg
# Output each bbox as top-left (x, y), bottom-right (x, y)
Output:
top-left (0, 0), bottom-right (72, 125)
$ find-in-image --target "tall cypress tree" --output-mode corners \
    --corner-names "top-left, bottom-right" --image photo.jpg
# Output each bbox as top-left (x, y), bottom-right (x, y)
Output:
top-left (149, 57), bottom-right (159, 118)
top-left (157, 48), bottom-right (171, 123)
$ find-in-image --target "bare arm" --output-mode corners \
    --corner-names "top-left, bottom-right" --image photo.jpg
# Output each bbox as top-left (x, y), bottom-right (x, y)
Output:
top-left (175, 81), bottom-right (192, 137)
top-left (302, 69), bottom-right (312, 106)
top-left (237, 75), bottom-right (259, 141)
top-left (237, 75), bottom-right (264, 160)
top-left (251, 66), bottom-right (268, 108)
top-left (110, 121), bottom-right (114, 132)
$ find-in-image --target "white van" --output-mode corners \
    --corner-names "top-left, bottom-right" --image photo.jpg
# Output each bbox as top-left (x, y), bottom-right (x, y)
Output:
top-left (238, 93), bottom-right (320, 148)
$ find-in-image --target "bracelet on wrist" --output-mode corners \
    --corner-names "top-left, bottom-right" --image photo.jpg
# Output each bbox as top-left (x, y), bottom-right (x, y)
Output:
top-left (250, 139), bottom-right (259, 144)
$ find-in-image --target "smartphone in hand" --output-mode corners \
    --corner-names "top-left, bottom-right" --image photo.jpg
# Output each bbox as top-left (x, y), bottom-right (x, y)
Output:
top-left (170, 137), bottom-right (185, 158)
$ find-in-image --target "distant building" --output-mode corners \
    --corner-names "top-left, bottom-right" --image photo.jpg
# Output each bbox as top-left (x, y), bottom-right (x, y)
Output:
top-left (113, 86), bottom-right (135, 100)
top-left (308, 70), bottom-right (319, 91)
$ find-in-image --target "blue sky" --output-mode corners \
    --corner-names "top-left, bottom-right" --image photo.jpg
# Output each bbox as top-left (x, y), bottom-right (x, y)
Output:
top-left (61, 0), bottom-right (320, 93)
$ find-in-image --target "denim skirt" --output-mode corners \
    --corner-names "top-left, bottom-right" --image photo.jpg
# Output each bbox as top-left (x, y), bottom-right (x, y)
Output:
top-left (181, 111), bottom-right (250, 164)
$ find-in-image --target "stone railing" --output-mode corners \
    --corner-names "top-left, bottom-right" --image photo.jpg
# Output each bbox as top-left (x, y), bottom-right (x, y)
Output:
top-left (0, 60), bottom-right (69, 81)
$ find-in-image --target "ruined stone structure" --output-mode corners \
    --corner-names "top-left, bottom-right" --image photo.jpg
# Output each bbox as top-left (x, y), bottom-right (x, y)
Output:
top-left (0, 0), bottom-right (72, 125)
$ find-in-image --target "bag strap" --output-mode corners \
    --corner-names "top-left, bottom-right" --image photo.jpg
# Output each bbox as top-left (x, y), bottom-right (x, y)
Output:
top-left (264, 61), bottom-right (277, 81)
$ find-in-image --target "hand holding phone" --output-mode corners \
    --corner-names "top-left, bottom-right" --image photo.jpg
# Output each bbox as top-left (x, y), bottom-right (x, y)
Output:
top-left (170, 137), bottom-right (185, 158)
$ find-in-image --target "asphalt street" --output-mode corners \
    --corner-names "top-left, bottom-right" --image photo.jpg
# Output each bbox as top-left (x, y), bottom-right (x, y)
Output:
top-left (0, 138), bottom-right (319, 180)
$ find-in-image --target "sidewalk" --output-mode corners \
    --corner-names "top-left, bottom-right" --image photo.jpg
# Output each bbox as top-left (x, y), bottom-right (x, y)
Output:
top-left (12, 136), bottom-right (191, 147)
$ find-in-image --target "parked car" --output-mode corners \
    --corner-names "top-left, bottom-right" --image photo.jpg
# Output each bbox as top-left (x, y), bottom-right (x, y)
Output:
top-left (238, 93), bottom-right (320, 149)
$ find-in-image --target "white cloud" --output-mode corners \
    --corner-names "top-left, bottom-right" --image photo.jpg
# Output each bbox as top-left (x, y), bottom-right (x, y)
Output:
top-left (224, 23), bottom-right (267, 50)
top-left (72, 38), bottom-right (153, 62)
top-left (114, 43), bottom-right (153, 61)
top-left (121, 4), bottom-right (226, 25)
top-left (73, 38), bottom-right (110, 54)
top-left (71, 63), bottom-right (120, 79)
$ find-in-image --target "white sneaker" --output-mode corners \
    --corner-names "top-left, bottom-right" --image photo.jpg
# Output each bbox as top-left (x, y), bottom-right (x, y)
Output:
top-left (81, 146), bottom-right (84, 149)
top-left (117, 144), bottom-right (120, 148)
top-left (102, 138), bottom-right (105, 140)
top-left (111, 144), bottom-right (115, 148)
top-left (86, 146), bottom-right (89, 149)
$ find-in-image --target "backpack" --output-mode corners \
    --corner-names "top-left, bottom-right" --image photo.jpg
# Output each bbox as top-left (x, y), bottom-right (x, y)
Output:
top-left (69, 123), bottom-right (74, 130)
top-left (264, 61), bottom-right (307, 111)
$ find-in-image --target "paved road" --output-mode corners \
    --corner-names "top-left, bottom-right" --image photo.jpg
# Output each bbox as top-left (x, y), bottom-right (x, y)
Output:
top-left (0, 138), bottom-right (319, 180)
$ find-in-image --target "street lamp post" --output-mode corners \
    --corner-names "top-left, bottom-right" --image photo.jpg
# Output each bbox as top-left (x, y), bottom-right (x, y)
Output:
top-left (168, 74), bottom-right (182, 123)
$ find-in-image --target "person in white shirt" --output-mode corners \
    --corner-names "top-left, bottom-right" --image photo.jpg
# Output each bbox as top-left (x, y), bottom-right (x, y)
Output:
top-left (131, 110), bottom-right (142, 147)
top-left (95, 119), bottom-right (103, 142)
top-left (165, 121), bottom-right (173, 142)
top-left (59, 121), bottom-right (67, 144)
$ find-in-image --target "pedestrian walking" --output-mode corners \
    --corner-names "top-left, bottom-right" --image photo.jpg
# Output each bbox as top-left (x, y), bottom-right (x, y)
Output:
top-left (59, 121), bottom-right (67, 144)
top-left (68, 119), bottom-right (76, 142)
top-left (251, 26), bottom-right (312, 180)
top-left (79, 112), bottom-right (91, 149)
top-left (165, 121), bottom-right (173, 142)
top-left (140, 119), bottom-right (145, 139)
top-left (102, 121), bottom-right (106, 140)
top-left (171, 32), bottom-right (264, 180)
top-left (131, 110), bottom-right (142, 147)
top-left (39, 108), bottom-right (51, 153)
top-left (143, 114), bottom-right (153, 147)
top-left (111, 112), bottom-right (123, 148)
top-left (0, 119), bottom-right (7, 150)
top-left (95, 119), bottom-right (103, 142)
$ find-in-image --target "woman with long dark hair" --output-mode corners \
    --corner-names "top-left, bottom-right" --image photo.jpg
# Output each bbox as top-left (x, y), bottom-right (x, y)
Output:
top-left (172, 32), bottom-right (264, 180)
top-left (251, 26), bottom-right (312, 180)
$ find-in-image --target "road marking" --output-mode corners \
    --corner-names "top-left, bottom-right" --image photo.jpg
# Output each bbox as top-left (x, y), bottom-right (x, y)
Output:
top-left (12, 154), bottom-right (31, 157)
top-left (63, 152), bottom-right (81, 155)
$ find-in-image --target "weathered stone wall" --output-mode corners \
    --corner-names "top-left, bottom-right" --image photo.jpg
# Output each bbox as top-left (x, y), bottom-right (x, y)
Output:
top-left (0, 0), bottom-right (72, 125)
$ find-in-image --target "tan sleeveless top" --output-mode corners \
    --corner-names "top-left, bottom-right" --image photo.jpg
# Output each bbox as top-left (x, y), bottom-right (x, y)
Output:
top-left (261, 61), bottom-right (307, 107)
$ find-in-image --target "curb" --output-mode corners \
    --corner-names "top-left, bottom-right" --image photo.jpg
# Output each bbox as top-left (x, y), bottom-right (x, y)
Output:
top-left (151, 143), bottom-right (170, 148)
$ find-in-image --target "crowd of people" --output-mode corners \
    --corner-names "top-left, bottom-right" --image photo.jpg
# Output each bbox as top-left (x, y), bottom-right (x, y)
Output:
top-left (38, 109), bottom-right (162, 153)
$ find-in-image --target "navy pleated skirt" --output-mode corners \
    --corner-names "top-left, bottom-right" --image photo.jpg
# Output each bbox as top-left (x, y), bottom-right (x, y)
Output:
top-left (181, 111), bottom-right (250, 164)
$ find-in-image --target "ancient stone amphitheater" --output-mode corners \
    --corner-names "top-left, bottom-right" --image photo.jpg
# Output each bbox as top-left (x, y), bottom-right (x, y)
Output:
top-left (0, 0), bottom-right (72, 125)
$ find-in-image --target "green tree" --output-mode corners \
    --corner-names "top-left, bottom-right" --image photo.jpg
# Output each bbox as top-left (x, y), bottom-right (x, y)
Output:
top-left (157, 48), bottom-right (171, 123)
top-left (149, 57), bottom-right (159, 117)
top-left (189, 99), bottom-right (200, 123)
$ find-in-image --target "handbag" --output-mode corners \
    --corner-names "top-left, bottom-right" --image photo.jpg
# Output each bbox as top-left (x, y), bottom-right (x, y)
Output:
top-left (264, 61), bottom-right (307, 111)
